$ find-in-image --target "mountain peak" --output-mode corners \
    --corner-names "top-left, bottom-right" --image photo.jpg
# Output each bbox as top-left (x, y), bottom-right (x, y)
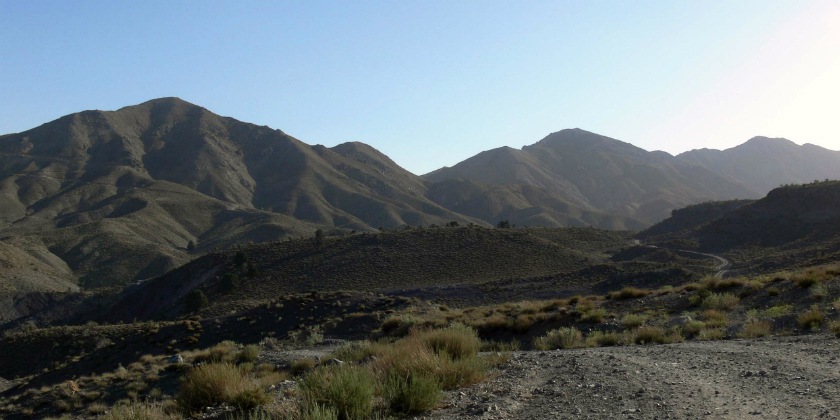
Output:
top-left (740, 136), bottom-right (797, 148)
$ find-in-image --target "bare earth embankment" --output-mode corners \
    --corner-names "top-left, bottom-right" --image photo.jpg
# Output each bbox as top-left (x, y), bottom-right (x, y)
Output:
top-left (428, 334), bottom-right (840, 419)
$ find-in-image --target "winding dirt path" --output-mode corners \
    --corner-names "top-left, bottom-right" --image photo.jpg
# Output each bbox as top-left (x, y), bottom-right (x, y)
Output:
top-left (425, 335), bottom-right (840, 419)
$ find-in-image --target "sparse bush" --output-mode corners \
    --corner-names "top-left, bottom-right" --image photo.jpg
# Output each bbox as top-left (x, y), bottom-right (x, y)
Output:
top-left (701, 310), bottom-right (728, 328)
top-left (762, 304), bottom-right (792, 318)
top-left (383, 371), bottom-right (442, 414)
top-left (682, 320), bottom-right (706, 336)
top-left (797, 306), bottom-right (825, 331)
top-left (381, 315), bottom-right (417, 337)
top-left (701, 293), bottom-right (739, 311)
top-left (829, 320), bottom-right (840, 337)
top-left (608, 286), bottom-right (650, 300)
top-left (794, 276), bottom-right (819, 288)
top-left (300, 365), bottom-right (376, 420)
top-left (738, 320), bottom-right (772, 338)
top-left (100, 400), bottom-right (179, 420)
top-left (632, 326), bottom-right (668, 345)
top-left (580, 308), bottom-right (607, 323)
top-left (419, 324), bottom-right (481, 360)
top-left (291, 358), bottom-right (318, 376)
top-left (177, 363), bottom-right (268, 414)
top-left (533, 327), bottom-right (585, 350)
top-left (697, 328), bottom-right (726, 341)
top-left (621, 314), bottom-right (647, 329)
top-left (810, 283), bottom-right (828, 299)
top-left (237, 345), bottom-right (260, 364)
top-left (585, 331), bottom-right (628, 347)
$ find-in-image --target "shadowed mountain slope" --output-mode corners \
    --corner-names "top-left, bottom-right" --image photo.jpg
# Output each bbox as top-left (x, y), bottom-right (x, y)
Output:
top-left (102, 226), bottom-right (631, 322)
top-left (640, 181), bottom-right (840, 272)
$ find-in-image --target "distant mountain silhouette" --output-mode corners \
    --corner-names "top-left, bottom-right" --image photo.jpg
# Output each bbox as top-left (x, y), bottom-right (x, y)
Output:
top-left (676, 137), bottom-right (840, 193)
top-left (425, 129), bottom-right (758, 226)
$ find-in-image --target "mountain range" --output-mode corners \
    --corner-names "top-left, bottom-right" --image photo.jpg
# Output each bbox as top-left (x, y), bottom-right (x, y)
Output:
top-left (2, 97), bottom-right (840, 297)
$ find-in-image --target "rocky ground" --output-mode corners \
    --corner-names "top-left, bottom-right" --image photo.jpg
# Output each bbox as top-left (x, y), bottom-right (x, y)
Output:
top-left (423, 334), bottom-right (840, 420)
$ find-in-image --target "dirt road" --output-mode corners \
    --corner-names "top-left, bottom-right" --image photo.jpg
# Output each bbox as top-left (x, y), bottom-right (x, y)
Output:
top-left (427, 334), bottom-right (840, 419)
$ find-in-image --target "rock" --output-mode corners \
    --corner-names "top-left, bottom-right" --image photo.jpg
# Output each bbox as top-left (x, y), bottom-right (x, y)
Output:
top-left (168, 354), bottom-right (184, 364)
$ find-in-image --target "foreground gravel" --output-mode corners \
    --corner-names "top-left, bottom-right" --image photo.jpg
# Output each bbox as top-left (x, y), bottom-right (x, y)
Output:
top-left (425, 334), bottom-right (840, 419)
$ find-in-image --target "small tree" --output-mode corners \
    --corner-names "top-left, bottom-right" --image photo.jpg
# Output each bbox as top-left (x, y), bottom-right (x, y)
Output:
top-left (496, 220), bottom-right (511, 229)
top-left (220, 273), bottom-right (241, 292)
top-left (314, 229), bottom-right (324, 247)
top-left (187, 240), bottom-right (196, 251)
top-left (186, 289), bottom-right (209, 312)
top-left (233, 251), bottom-right (247, 267)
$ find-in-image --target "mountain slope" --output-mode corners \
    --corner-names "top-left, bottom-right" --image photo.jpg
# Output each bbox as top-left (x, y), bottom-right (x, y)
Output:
top-left (425, 129), bottom-right (758, 226)
top-left (0, 98), bottom-right (478, 293)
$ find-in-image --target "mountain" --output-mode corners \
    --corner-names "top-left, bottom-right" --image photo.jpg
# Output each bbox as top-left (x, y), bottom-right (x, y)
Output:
top-left (0, 98), bottom-right (478, 295)
top-left (677, 137), bottom-right (840, 193)
top-left (425, 129), bottom-right (758, 226)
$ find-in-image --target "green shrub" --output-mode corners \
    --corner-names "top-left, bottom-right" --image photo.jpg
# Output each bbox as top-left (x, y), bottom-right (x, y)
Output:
top-left (301, 404), bottom-right (338, 420)
top-left (621, 314), bottom-right (647, 329)
top-left (437, 355), bottom-right (487, 390)
top-left (580, 308), bottom-right (607, 323)
top-left (177, 363), bottom-right (268, 414)
top-left (701, 293), bottom-right (739, 311)
top-left (533, 327), bottom-right (584, 350)
top-left (697, 328), bottom-right (725, 341)
top-left (762, 304), bottom-right (792, 318)
top-left (300, 364), bottom-right (376, 420)
top-left (682, 320), bottom-right (706, 336)
top-left (383, 372), bottom-right (442, 414)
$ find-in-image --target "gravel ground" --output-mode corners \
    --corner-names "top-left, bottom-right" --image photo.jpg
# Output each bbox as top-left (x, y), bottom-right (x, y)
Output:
top-left (423, 334), bottom-right (840, 419)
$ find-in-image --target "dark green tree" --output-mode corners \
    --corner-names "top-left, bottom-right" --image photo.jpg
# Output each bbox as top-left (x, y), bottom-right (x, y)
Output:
top-left (186, 289), bottom-right (209, 312)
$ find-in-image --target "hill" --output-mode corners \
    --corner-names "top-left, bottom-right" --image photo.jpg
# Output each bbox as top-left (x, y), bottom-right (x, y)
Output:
top-left (99, 226), bottom-right (633, 322)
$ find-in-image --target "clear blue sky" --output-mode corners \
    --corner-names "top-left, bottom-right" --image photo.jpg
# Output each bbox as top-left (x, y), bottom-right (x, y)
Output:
top-left (2, 1), bottom-right (838, 174)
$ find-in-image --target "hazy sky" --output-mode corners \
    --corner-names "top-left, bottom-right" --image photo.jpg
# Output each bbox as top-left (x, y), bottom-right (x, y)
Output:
top-left (1, 1), bottom-right (838, 174)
